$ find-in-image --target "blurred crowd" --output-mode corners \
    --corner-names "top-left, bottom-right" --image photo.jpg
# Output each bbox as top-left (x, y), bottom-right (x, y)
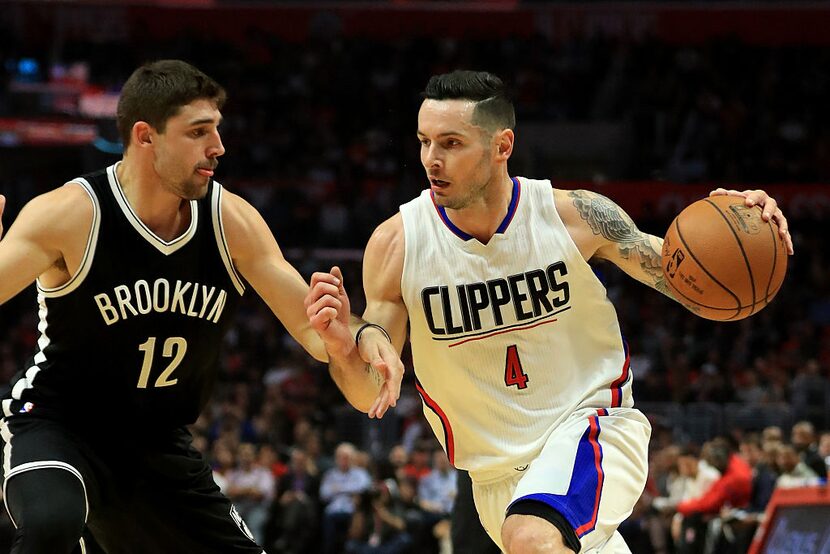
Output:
top-left (624, 422), bottom-right (829, 554)
top-left (1, 10), bottom-right (829, 554)
top-left (2, 25), bottom-right (830, 248)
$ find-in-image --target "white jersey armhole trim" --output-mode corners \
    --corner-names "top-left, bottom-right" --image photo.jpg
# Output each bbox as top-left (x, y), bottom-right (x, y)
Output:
top-left (211, 183), bottom-right (245, 296)
top-left (36, 179), bottom-right (100, 298)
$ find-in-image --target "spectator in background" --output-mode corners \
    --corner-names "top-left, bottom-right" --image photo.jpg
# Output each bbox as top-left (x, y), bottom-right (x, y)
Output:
top-left (418, 450), bottom-right (457, 554)
top-left (212, 440), bottom-right (237, 495)
top-left (320, 442), bottom-right (373, 554)
top-left (791, 359), bottom-right (830, 427)
top-left (653, 443), bottom-right (721, 545)
top-left (226, 442), bottom-right (276, 546)
top-left (378, 444), bottom-right (409, 481)
top-left (418, 450), bottom-right (457, 517)
top-left (273, 447), bottom-right (321, 554)
top-left (790, 420), bottom-right (828, 477)
top-left (676, 440), bottom-right (752, 517)
top-left (402, 443), bottom-right (432, 483)
top-left (774, 444), bottom-right (820, 489)
top-left (674, 439), bottom-right (752, 553)
top-left (738, 435), bottom-right (778, 515)
top-left (395, 477), bottom-right (432, 553)
top-left (715, 435), bottom-right (781, 554)
top-left (345, 481), bottom-right (412, 554)
top-left (762, 426), bottom-right (784, 446)
top-left (818, 431), bottom-right (830, 472)
top-left (635, 445), bottom-right (682, 554)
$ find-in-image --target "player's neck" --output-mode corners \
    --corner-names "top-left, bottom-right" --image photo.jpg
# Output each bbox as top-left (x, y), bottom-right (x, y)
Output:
top-left (444, 174), bottom-right (514, 244)
top-left (116, 158), bottom-right (192, 241)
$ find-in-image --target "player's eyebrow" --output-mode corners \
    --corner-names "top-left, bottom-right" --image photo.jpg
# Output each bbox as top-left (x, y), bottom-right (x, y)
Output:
top-left (188, 116), bottom-right (223, 127)
top-left (417, 130), bottom-right (466, 138)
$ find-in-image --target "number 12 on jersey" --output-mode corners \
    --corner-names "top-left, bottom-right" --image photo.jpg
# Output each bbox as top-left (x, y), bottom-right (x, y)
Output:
top-left (137, 337), bottom-right (187, 388)
top-left (504, 345), bottom-right (529, 389)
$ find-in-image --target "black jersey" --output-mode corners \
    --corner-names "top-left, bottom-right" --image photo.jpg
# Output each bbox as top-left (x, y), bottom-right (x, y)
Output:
top-left (3, 164), bottom-right (245, 432)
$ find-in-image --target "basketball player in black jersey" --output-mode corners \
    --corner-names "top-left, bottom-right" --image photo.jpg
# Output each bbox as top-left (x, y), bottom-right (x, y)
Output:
top-left (0, 60), bottom-right (402, 554)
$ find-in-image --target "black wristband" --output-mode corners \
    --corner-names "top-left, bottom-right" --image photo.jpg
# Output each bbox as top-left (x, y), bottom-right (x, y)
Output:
top-left (355, 323), bottom-right (392, 346)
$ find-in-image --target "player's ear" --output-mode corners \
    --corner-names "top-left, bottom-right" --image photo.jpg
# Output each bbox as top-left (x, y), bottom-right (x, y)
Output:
top-left (133, 122), bottom-right (153, 147)
top-left (495, 129), bottom-right (514, 160)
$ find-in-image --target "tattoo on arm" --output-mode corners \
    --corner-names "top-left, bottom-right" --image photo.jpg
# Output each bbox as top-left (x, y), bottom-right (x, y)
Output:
top-left (366, 364), bottom-right (384, 388)
top-left (569, 190), bottom-right (675, 300)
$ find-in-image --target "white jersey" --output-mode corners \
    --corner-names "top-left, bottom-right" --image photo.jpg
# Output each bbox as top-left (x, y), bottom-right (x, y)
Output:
top-left (400, 177), bottom-right (633, 473)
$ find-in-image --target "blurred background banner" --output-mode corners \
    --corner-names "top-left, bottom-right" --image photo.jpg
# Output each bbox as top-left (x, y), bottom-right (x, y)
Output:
top-left (1, 2), bottom-right (829, 553)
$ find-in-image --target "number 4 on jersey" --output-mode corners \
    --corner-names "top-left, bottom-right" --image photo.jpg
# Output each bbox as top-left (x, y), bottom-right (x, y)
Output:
top-left (504, 345), bottom-right (529, 389)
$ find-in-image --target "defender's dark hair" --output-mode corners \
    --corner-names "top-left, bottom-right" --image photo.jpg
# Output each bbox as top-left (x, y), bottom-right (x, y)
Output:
top-left (116, 60), bottom-right (226, 148)
top-left (423, 70), bottom-right (516, 132)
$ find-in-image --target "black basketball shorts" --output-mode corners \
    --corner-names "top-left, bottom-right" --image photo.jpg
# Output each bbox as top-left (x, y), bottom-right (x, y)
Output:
top-left (0, 415), bottom-right (265, 554)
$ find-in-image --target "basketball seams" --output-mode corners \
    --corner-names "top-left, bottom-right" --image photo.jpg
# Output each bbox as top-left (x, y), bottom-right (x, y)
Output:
top-left (674, 217), bottom-right (742, 318)
top-left (703, 199), bottom-right (757, 310)
top-left (666, 280), bottom-right (782, 312)
top-left (663, 197), bottom-right (786, 321)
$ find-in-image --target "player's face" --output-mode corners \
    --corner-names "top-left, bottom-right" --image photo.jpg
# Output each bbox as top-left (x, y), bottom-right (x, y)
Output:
top-left (152, 98), bottom-right (225, 200)
top-left (417, 99), bottom-right (496, 210)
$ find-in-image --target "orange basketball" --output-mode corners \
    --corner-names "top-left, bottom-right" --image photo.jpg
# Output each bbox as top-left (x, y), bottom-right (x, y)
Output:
top-left (661, 195), bottom-right (788, 321)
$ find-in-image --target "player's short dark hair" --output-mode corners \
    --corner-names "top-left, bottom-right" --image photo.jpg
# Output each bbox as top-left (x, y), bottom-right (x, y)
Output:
top-left (117, 59), bottom-right (226, 148)
top-left (422, 70), bottom-right (516, 132)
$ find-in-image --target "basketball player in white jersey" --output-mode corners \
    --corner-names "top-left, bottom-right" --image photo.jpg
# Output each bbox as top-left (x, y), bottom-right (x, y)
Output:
top-left (305, 70), bottom-right (793, 553)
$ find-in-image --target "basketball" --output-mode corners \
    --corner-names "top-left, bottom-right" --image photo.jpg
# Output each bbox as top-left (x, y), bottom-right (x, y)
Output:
top-left (661, 195), bottom-right (788, 321)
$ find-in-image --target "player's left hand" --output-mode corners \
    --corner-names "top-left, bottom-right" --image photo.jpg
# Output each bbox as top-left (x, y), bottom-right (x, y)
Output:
top-left (356, 326), bottom-right (403, 419)
top-left (305, 266), bottom-right (353, 357)
top-left (709, 188), bottom-right (794, 255)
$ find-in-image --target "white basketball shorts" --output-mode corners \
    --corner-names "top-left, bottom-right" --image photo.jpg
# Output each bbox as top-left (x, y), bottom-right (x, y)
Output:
top-left (469, 407), bottom-right (651, 553)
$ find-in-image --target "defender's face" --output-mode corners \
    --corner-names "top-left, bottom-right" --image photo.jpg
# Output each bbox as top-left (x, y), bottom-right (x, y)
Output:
top-left (417, 99), bottom-right (495, 210)
top-left (152, 98), bottom-right (225, 200)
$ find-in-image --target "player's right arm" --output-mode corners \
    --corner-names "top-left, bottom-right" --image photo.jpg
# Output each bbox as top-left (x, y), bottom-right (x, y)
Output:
top-left (0, 186), bottom-right (92, 305)
top-left (305, 214), bottom-right (409, 417)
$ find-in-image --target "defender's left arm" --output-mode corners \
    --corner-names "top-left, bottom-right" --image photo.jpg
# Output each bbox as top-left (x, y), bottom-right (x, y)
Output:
top-left (222, 189), bottom-right (328, 362)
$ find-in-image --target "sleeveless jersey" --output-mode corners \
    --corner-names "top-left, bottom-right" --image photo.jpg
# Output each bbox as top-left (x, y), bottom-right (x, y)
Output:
top-left (400, 177), bottom-right (633, 473)
top-left (2, 163), bottom-right (245, 433)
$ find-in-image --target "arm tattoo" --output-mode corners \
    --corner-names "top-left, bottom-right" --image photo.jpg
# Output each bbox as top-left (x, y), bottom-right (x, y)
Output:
top-left (569, 190), bottom-right (676, 300)
top-left (569, 190), bottom-right (640, 243)
top-left (366, 364), bottom-right (385, 388)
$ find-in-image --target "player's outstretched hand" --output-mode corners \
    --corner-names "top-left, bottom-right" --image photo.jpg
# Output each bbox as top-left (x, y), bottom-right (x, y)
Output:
top-left (305, 266), bottom-right (353, 356)
top-left (0, 195), bottom-right (5, 239)
top-left (357, 328), bottom-right (403, 419)
top-left (709, 188), bottom-right (793, 255)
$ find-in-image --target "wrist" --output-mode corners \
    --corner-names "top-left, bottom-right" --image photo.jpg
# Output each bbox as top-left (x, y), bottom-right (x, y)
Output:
top-left (323, 334), bottom-right (357, 360)
top-left (355, 323), bottom-right (391, 346)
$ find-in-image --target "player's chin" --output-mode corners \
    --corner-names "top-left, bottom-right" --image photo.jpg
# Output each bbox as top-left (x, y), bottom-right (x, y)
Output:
top-left (183, 180), bottom-right (210, 200)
